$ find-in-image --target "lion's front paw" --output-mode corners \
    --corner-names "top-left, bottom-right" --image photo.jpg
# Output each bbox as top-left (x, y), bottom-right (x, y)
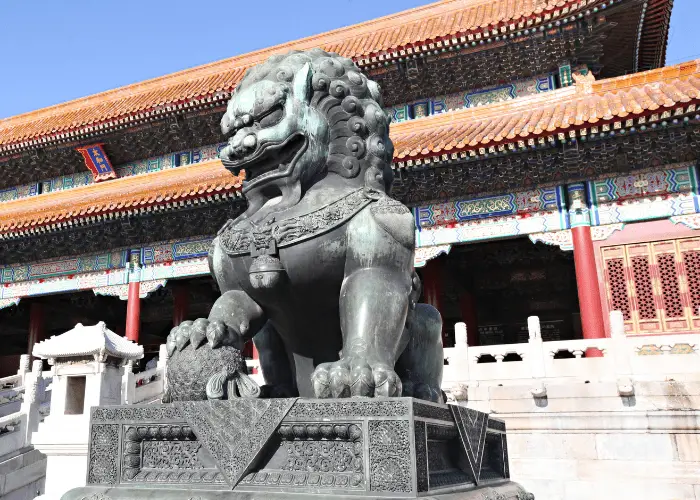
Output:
top-left (166, 318), bottom-right (241, 356)
top-left (311, 358), bottom-right (402, 398)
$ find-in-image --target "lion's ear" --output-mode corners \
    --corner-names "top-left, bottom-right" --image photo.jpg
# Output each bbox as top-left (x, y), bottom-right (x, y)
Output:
top-left (292, 63), bottom-right (313, 103)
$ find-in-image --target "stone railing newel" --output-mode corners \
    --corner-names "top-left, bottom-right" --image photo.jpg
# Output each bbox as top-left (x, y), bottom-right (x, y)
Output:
top-left (527, 316), bottom-right (547, 397)
top-left (17, 354), bottom-right (31, 386)
top-left (121, 361), bottom-right (136, 405)
top-left (609, 310), bottom-right (634, 396)
top-left (452, 322), bottom-right (470, 383)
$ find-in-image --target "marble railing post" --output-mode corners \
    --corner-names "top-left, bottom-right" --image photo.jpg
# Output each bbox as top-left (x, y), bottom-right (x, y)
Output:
top-left (453, 322), bottom-right (470, 382)
top-left (21, 360), bottom-right (44, 443)
top-left (17, 354), bottom-right (30, 387)
top-left (121, 361), bottom-right (136, 405)
top-left (157, 344), bottom-right (168, 396)
top-left (609, 310), bottom-right (634, 396)
top-left (157, 344), bottom-right (168, 369)
top-left (527, 316), bottom-right (547, 397)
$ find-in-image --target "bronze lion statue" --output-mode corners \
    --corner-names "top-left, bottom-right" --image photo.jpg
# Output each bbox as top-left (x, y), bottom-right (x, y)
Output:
top-left (166, 49), bottom-right (443, 402)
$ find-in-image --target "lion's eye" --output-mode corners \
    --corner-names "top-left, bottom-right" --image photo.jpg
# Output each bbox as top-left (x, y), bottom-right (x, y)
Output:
top-left (258, 105), bottom-right (284, 128)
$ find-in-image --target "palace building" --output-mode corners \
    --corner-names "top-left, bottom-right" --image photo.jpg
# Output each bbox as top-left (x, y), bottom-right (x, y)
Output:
top-left (1, 0), bottom-right (691, 374)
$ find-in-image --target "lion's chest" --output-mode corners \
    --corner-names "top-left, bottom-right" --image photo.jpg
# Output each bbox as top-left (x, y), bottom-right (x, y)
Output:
top-left (218, 188), bottom-right (369, 297)
top-left (230, 223), bottom-right (349, 316)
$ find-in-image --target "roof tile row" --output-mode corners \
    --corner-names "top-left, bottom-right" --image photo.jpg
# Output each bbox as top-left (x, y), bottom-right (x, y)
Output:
top-left (0, 0), bottom-right (618, 148)
top-left (0, 160), bottom-right (242, 234)
top-left (392, 60), bottom-right (700, 160)
top-left (1, 59), bottom-right (698, 235)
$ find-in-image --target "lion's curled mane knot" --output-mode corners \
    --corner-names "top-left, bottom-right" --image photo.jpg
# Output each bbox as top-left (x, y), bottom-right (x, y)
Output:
top-left (234, 48), bottom-right (395, 196)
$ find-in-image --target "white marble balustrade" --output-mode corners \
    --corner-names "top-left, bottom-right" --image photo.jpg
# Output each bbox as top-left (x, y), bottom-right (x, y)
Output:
top-left (443, 312), bottom-right (700, 397)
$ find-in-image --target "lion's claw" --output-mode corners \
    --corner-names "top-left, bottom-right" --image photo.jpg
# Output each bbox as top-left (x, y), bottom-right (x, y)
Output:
top-left (174, 320), bottom-right (193, 351)
top-left (206, 319), bottom-right (230, 348)
top-left (312, 358), bottom-right (402, 398)
top-left (190, 318), bottom-right (209, 348)
top-left (166, 318), bottom-right (238, 358)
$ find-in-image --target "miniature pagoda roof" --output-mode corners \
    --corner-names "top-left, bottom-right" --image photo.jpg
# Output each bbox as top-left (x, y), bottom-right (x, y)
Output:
top-left (1, 58), bottom-right (698, 239)
top-left (0, 0), bottom-right (672, 153)
top-left (32, 321), bottom-right (144, 361)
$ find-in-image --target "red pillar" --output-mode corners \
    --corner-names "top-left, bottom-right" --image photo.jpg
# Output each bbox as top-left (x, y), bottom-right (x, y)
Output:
top-left (422, 258), bottom-right (446, 344)
top-left (27, 302), bottom-right (44, 356)
top-left (568, 183), bottom-right (605, 357)
top-left (459, 292), bottom-right (479, 346)
top-left (252, 343), bottom-right (259, 375)
top-left (172, 283), bottom-right (189, 327)
top-left (242, 341), bottom-right (259, 374)
top-left (125, 281), bottom-right (141, 342)
top-left (572, 226), bottom-right (606, 342)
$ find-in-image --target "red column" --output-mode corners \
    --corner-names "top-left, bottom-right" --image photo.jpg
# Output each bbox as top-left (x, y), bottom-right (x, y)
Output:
top-left (567, 183), bottom-right (605, 357)
top-left (459, 293), bottom-right (479, 346)
top-left (242, 341), bottom-right (259, 374)
top-left (252, 343), bottom-right (259, 375)
top-left (421, 258), bottom-right (445, 344)
top-left (27, 302), bottom-right (44, 356)
top-left (125, 281), bottom-right (141, 342)
top-left (572, 226), bottom-right (606, 341)
top-left (172, 283), bottom-right (189, 327)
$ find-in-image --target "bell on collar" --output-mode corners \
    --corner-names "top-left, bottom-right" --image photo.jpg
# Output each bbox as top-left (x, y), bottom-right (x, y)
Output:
top-left (249, 255), bottom-right (285, 289)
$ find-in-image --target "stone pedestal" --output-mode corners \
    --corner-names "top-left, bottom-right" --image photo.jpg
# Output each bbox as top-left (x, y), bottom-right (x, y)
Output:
top-left (62, 398), bottom-right (531, 500)
top-left (0, 361), bottom-right (47, 500)
top-left (0, 448), bottom-right (47, 500)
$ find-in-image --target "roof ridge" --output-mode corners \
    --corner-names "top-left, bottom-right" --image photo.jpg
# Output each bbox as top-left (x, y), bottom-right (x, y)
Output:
top-left (3, 59), bottom-right (700, 235)
top-left (0, 0), bottom-right (610, 132)
top-left (0, 0), bottom-right (483, 129)
top-left (0, 0), bottom-right (674, 148)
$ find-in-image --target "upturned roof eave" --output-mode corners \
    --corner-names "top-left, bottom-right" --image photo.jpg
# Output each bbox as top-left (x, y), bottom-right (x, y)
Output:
top-left (0, 0), bottom-right (672, 150)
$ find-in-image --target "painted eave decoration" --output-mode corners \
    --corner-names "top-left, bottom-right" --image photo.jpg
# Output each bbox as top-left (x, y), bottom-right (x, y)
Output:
top-left (1, 59), bottom-right (699, 238)
top-left (32, 321), bottom-right (144, 360)
top-left (0, 159), bottom-right (243, 237)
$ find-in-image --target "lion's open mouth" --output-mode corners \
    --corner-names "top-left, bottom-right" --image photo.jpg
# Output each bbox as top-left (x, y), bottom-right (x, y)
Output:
top-left (222, 133), bottom-right (307, 184)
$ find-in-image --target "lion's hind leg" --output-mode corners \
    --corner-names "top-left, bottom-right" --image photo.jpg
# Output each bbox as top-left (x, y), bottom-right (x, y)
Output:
top-left (253, 321), bottom-right (299, 398)
top-left (396, 303), bottom-right (444, 403)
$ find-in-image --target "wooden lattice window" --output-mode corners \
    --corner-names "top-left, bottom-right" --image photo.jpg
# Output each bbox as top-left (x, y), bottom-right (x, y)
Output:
top-left (603, 252), bottom-right (631, 320)
top-left (682, 250), bottom-right (700, 314)
top-left (602, 237), bottom-right (700, 334)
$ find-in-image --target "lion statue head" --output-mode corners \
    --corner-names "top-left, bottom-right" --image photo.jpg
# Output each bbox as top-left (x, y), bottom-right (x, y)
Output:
top-left (219, 49), bottom-right (394, 214)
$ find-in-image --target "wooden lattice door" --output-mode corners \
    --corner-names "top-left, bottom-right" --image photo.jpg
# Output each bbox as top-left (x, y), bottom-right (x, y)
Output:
top-left (601, 237), bottom-right (700, 334)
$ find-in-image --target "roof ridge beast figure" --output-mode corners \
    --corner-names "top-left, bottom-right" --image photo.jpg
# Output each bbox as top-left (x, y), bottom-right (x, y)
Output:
top-left (166, 49), bottom-right (443, 402)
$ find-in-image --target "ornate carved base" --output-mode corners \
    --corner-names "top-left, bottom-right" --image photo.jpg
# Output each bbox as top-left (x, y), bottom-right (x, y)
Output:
top-left (62, 398), bottom-right (533, 500)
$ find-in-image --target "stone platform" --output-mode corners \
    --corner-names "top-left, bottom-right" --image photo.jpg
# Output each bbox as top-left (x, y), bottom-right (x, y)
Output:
top-left (0, 446), bottom-right (46, 500)
top-left (62, 398), bottom-right (532, 500)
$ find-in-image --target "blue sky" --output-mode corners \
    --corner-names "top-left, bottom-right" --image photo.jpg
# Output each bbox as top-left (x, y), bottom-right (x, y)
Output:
top-left (0, 0), bottom-right (698, 119)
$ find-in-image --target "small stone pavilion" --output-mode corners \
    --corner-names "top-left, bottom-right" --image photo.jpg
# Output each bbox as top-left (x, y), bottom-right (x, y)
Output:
top-left (31, 322), bottom-right (142, 500)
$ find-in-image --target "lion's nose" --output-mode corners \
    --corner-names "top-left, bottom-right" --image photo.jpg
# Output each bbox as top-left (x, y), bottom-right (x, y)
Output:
top-left (224, 133), bottom-right (258, 161)
top-left (242, 134), bottom-right (257, 150)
